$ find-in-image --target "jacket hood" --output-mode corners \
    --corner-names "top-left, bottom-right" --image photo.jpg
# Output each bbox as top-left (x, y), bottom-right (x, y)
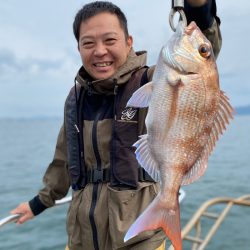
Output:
top-left (75, 49), bottom-right (147, 95)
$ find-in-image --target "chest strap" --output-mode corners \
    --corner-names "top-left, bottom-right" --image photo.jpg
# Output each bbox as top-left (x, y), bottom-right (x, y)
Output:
top-left (86, 167), bottom-right (154, 184)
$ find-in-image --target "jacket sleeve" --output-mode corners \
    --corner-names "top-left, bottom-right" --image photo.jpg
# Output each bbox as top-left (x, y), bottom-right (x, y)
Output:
top-left (184, 0), bottom-right (222, 58)
top-left (29, 123), bottom-right (70, 216)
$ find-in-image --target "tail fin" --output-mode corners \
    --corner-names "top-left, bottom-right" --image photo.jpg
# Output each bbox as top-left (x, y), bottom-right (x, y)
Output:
top-left (124, 194), bottom-right (182, 250)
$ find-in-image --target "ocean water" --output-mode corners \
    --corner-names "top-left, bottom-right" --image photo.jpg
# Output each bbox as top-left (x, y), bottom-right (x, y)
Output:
top-left (0, 115), bottom-right (249, 250)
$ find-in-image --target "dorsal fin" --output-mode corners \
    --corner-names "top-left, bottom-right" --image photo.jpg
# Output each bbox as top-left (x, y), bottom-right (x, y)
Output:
top-left (182, 90), bottom-right (234, 185)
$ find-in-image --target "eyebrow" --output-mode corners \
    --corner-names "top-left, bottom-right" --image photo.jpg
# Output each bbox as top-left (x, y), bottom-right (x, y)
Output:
top-left (80, 32), bottom-right (118, 42)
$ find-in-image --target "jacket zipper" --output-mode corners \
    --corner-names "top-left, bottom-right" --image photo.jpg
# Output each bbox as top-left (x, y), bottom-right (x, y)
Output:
top-left (89, 93), bottom-right (107, 250)
top-left (111, 83), bottom-right (119, 186)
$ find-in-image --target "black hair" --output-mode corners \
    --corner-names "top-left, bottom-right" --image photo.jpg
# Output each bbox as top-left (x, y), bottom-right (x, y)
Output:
top-left (73, 1), bottom-right (129, 42)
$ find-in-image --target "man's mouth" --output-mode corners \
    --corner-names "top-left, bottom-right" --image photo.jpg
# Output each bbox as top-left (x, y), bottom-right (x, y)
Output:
top-left (93, 62), bottom-right (113, 67)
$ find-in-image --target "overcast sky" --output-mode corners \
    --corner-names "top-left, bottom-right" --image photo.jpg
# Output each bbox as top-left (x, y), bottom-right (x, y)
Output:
top-left (0, 0), bottom-right (249, 118)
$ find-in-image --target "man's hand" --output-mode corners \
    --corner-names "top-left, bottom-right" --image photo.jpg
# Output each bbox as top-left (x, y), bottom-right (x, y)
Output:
top-left (186, 0), bottom-right (207, 7)
top-left (10, 202), bottom-right (34, 224)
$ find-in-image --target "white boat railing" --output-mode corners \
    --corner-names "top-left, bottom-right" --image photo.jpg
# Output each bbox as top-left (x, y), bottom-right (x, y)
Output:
top-left (0, 196), bottom-right (72, 228)
top-left (178, 188), bottom-right (186, 203)
top-left (3, 191), bottom-right (250, 249)
top-left (168, 194), bottom-right (250, 250)
top-left (0, 189), bottom-right (186, 229)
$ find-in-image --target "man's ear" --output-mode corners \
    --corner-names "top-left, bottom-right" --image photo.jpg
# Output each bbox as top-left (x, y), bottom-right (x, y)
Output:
top-left (127, 35), bottom-right (133, 49)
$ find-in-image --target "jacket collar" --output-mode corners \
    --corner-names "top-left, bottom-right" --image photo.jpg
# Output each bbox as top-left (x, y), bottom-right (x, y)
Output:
top-left (75, 49), bottom-right (147, 95)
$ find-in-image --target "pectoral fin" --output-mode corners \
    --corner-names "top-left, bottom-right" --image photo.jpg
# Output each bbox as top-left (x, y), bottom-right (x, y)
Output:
top-left (127, 81), bottom-right (153, 108)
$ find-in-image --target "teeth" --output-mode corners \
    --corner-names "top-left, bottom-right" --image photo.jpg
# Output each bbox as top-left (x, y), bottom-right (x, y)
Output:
top-left (95, 62), bottom-right (112, 67)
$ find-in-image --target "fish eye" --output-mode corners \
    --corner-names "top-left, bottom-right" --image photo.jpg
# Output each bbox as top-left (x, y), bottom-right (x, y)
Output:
top-left (198, 44), bottom-right (211, 58)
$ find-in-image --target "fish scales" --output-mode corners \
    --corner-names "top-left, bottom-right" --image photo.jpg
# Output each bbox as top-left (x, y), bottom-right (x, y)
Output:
top-left (124, 21), bottom-right (233, 250)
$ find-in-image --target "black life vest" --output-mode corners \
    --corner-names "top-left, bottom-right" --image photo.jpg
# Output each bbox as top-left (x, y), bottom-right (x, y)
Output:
top-left (65, 67), bottom-right (150, 190)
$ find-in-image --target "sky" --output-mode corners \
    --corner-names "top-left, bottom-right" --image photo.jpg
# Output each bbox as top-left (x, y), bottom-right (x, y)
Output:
top-left (0, 0), bottom-right (249, 118)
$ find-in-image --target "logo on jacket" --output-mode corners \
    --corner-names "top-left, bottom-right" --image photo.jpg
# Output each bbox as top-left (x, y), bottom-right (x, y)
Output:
top-left (121, 107), bottom-right (137, 121)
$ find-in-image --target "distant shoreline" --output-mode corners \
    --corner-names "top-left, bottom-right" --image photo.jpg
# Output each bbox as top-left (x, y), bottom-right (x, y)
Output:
top-left (0, 106), bottom-right (250, 120)
top-left (235, 105), bottom-right (250, 115)
top-left (0, 116), bottom-right (63, 121)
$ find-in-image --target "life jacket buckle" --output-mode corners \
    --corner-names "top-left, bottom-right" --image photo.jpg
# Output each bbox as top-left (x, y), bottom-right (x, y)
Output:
top-left (92, 169), bottom-right (104, 183)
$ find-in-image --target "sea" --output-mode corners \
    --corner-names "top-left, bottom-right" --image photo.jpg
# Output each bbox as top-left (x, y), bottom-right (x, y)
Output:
top-left (0, 115), bottom-right (249, 250)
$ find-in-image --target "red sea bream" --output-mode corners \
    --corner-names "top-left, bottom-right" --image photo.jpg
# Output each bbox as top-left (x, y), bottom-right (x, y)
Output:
top-left (124, 21), bottom-right (233, 250)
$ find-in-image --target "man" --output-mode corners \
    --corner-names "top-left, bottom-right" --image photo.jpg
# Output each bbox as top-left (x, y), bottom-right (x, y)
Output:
top-left (11, 1), bottom-right (221, 249)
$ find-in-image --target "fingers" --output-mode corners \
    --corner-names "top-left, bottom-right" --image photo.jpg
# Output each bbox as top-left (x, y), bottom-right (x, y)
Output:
top-left (17, 213), bottom-right (32, 224)
top-left (10, 202), bottom-right (34, 224)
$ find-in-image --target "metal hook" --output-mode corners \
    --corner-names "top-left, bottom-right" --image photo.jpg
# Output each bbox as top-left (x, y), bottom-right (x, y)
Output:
top-left (169, 0), bottom-right (187, 32)
top-left (171, 0), bottom-right (184, 9)
top-left (169, 9), bottom-right (187, 32)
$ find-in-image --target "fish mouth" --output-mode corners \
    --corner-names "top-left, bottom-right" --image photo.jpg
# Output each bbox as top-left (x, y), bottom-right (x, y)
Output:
top-left (184, 21), bottom-right (198, 35)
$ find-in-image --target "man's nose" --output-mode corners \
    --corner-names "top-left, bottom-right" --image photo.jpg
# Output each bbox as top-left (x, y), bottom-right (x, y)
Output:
top-left (94, 42), bottom-right (107, 57)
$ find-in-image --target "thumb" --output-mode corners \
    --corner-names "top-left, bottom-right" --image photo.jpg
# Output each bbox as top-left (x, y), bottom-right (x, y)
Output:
top-left (10, 205), bottom-right (23, 215)
top-left (10, 202), bottom-right (27, 215)
top-left (10, 208), bottom-right (21, 215)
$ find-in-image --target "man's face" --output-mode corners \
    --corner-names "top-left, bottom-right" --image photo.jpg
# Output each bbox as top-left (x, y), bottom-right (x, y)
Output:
top-left (78, 12), bottom-right (133, 80)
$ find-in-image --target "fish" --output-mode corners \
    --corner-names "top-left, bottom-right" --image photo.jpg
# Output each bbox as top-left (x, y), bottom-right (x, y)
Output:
top-left (124, 21), bottom-right (234, 250)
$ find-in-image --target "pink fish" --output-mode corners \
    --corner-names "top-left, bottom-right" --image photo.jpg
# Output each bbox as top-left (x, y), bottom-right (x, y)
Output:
top-left (124, 21), bottom-right (233, 250)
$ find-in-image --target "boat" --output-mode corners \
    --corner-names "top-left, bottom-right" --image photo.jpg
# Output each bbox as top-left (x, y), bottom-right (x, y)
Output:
top-left (0, 189), bottom-right (186, 229)
top-left (167, 194), bottom-right (250, 250)
top-left (0, 196), bottom-right (72, 228)
top-left (2, 191), bottom-right (250, 249)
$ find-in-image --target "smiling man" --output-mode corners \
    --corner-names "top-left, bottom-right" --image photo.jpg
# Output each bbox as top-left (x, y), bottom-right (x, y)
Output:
top-left (78, 12), bottom-right (133, 80)
top-left (11, 1), bottom-right (222, 250)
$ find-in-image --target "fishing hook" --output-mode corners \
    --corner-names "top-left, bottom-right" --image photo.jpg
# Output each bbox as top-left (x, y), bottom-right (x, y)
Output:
top-left (169, 0), bottom-right (187, 32)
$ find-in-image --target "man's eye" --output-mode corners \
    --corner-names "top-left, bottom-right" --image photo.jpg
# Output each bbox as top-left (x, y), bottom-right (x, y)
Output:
top-left (105, 38), bottom-right (116, 45)
top-left (82, 42), bottom-right (94, 48)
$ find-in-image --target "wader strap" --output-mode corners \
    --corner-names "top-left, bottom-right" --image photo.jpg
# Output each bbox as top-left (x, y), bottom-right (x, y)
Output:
top-left (87, 169), bottom-right (111, 183)
top-left (86, 167), bottom-right (155, 184)
top-left (140, 67), bottom-right (149, 86)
